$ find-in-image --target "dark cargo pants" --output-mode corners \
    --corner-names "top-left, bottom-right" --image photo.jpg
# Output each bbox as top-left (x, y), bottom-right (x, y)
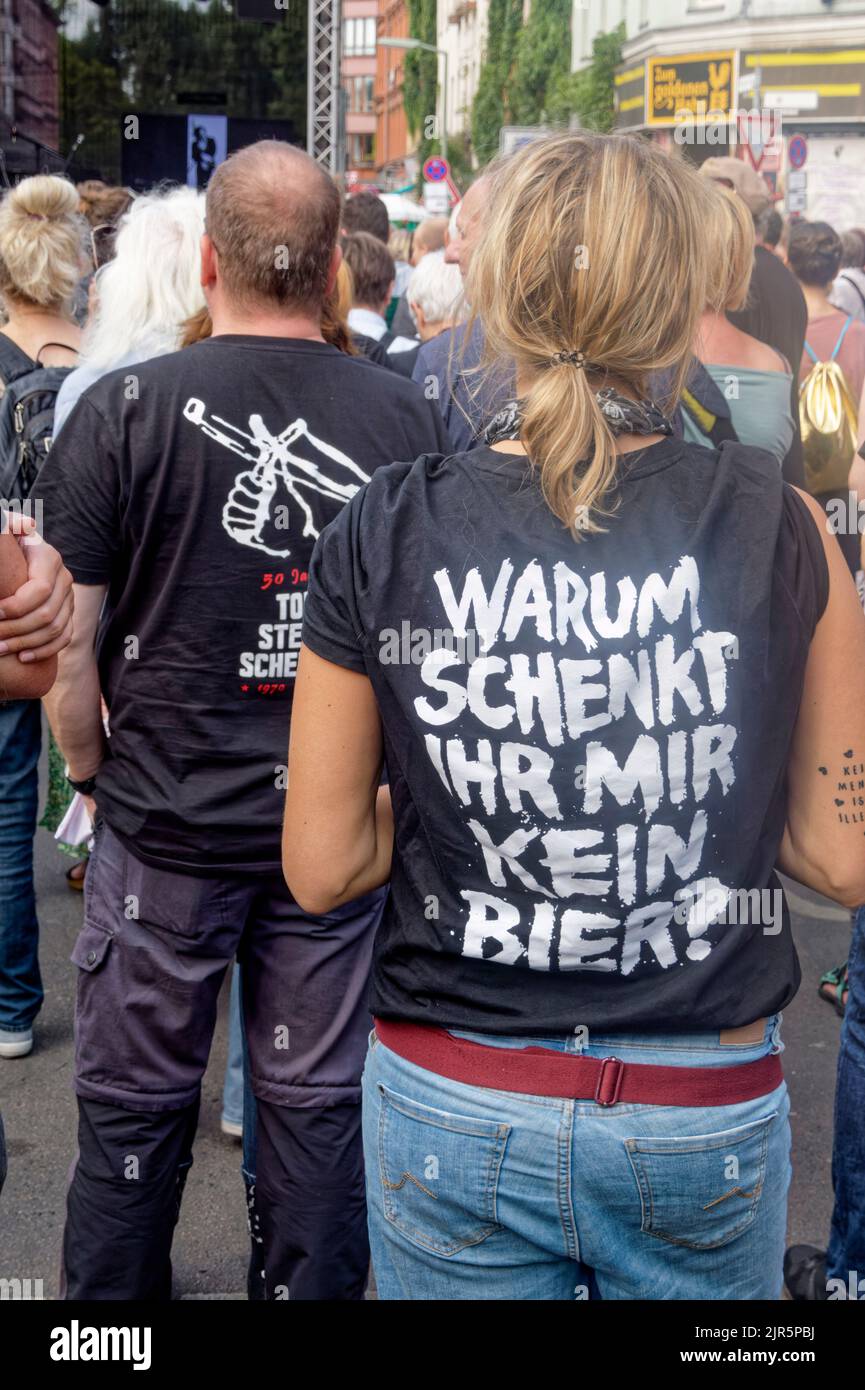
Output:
top-left (62, 821), bottom-right (384, 1301)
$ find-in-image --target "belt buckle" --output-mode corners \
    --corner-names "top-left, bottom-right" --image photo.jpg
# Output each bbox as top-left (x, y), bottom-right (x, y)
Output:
top-left (594, 1056), bottom-right (624, 1107)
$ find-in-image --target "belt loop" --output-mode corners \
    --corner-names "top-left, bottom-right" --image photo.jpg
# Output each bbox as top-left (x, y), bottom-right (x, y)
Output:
top-left (595, 1056), bottom-right (624, 1106)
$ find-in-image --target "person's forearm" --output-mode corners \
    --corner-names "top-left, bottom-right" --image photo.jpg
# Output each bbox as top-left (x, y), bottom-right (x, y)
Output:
top-left (327, 785), bottom-right (394, 908)
top-left (43, 650), bottom-right (105, 779)
top-left (287, 784), bottom-right (394, 913)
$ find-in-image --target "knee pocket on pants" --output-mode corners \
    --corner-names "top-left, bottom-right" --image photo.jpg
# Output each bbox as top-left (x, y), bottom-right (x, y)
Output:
top-left (624, 1110), bottom-right (778, 1250)
top-left (71, 921), bottom-right (113, 974)
top-left (376, 1082), bottom-right (510, 1258)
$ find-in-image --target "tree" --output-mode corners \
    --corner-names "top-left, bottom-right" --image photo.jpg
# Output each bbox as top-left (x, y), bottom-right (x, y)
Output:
top-left (56, 0), bottom-right (306, 183)
top-left (509, 0), bottom-right (572, 127)
top-left (403, 0), bottom-right (438, 167)
top-left (546, 23), bottom-right (625, 132)
top-left (471, 0), bottom-right (523, 166)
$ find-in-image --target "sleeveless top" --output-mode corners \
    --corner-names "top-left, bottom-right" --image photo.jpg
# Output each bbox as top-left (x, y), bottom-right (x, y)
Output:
top-left (682, 363), bottom-right (794, 465)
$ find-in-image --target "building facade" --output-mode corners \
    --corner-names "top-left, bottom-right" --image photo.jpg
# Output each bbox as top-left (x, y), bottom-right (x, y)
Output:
top-left (1, 0), bottom-right (60, 154)
top-left (343, 0), bottom-right (378, 183)
top-left (375, 0), bottom-right (414, 187)
top-left (574, 0), bottom-right (865, 225)
top-left (437, 0), bottom-right (488, 138)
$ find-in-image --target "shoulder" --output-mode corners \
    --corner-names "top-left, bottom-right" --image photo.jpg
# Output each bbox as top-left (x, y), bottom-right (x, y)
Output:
top-left (415, 322), bottom-right (470, 373)
top-left (76, 348), bottom-right (186, 417)
top-left (337, 450), bottom-right (463, 530)
top-left (714, 439), bottom-right (783, 485)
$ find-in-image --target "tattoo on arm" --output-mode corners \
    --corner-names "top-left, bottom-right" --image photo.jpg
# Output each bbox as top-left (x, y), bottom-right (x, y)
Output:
top-left (824, 750), bottom-right (865, 826)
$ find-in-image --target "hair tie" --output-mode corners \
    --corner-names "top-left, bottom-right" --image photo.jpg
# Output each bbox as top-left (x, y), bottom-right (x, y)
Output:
top-left (549, 349), bottom-right (585, 368)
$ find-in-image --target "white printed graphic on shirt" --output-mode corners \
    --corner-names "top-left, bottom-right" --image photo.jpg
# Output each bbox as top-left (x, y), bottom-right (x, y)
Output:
top-left (182, 398), bottom-right (370, 558)
top-left (415, 554), bottom-right (743, 977)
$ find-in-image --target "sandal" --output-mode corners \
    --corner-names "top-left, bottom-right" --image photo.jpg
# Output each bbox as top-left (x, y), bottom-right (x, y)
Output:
top-left (65, 860), bottom-right (88, 893)
top-left (818, 962), bottom-right (849, 1017)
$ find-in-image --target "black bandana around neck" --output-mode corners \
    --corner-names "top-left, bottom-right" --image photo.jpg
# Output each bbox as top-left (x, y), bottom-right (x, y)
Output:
top-left (482, 388), bottom-right (674, 447)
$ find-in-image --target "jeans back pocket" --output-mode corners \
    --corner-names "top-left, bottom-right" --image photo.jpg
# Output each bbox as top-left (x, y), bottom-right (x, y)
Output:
top-left (625, 1110), bottom-right (778, 1250)
top-left (377, 1083), bottom-right (511, 1257)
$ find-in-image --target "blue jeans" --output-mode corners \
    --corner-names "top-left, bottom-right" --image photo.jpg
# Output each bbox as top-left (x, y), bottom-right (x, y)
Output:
top-left (0, 700), bottom-right (42, 1032)
top-left (222, 964), bottom-right (244, 1128)
top-left (363, 1018), bottom-right (791, 1300)
top-left (828, 906), bottom-right (865, 1289)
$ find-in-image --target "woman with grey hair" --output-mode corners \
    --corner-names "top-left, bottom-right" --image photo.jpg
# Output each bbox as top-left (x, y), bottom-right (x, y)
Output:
top-left (830, 228), bottom-right (865, 324)
top-left (53, 186), bottom-right (205, 436)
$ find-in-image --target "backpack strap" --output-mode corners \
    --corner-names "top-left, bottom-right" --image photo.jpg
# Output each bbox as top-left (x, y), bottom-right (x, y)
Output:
top-left (0, 332), bottom-right (36, 385)
top-left (33, 341), bottom-right (79, 367)
top-left (830, 316), bottom-right (854, 361)
top-left (680, 386), bottom-right (740, 448)
top-left (838, 274), bottom-right (865, 314)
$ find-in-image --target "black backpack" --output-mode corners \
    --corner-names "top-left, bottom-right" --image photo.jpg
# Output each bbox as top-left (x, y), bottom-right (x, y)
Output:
top-left (0, 336), bottom-right (75, 501)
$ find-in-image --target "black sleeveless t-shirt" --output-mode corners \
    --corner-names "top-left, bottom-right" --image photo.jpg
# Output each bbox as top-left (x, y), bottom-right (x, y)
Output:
top-left (303, 439), bottom-right (829, 1034)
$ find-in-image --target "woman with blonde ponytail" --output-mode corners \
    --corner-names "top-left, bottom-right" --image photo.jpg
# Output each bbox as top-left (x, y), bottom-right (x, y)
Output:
top-left (0, 175), bottom-right (83, 1061)
top-left (284, 132), bottom-right (865, 1299)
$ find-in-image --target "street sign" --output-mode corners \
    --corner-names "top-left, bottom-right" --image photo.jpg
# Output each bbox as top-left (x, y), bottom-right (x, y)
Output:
top-left (423, 156), bottom-right (449, 183)
top-left (788, 133), bottom-right (808, 169)
top-left (787, 189), bottom-right (807, 213)
top-left (423, 181), bottom-right (450, 215)
top-left (788, 169), bottom-right (807, 190)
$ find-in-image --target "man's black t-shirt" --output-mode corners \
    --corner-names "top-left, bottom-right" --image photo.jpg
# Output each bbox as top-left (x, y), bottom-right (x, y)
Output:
top-left (303, 438), bottom-right (828, 1034)
top-left (36, 336), bottom-right (452, 872)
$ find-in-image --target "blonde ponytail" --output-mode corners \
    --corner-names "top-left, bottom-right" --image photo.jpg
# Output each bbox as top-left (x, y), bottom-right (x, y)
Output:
top-left (466, 133), bottom-right (714, 535)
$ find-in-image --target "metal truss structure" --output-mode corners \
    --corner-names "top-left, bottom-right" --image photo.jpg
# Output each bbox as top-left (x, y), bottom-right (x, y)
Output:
top-left (307, 0), bottom-right (344, 177)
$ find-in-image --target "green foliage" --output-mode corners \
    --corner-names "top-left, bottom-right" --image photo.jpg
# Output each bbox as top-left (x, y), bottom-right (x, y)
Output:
top-left (58, 0), bottom-right (306, 182)
top-left (442, 131), bottom-right (474, 193)
top-left (471, 0), bottom-right (523, 166)
top-left (403, 0), bottom-right (437, 169)
top-left (573, 23), bottom-right (625, 131)
top-left (509, 0), bottom-right (572, 126)
top-left (546, 22), bottom-right (624, 131)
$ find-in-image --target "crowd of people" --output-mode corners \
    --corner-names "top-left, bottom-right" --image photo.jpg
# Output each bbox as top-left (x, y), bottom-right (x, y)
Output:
top-left (0, 135), bottom-right (864, 1301)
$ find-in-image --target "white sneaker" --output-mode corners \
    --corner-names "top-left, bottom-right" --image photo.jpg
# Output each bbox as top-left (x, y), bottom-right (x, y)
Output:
top-left (0, 1028), bottom-right (33, 1058)
top-left (221, 1117), bottom-right (242, 1140)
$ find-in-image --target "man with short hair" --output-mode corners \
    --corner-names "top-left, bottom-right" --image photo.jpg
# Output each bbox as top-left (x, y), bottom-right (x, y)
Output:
top-left (340, 189), bottom-right (390, 245)
top-left (343, 231), bottom-right (419, 377)
top-left (410, 216), bottom-right (447, 267)
top-left (36, 140), bottom-right (451, 1301)
top-left (391, 216), bottom-right (449, 337)
top-left (412, 175), bottom-right (511, 449)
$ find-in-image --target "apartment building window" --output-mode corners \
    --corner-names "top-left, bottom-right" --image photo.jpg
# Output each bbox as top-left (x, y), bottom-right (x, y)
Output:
top-left (350, 133), bottom-right (375, 165)
top-left (344, 17), bottom-right (376, 56)
top-left (345, 75), bottom-right (375, 112)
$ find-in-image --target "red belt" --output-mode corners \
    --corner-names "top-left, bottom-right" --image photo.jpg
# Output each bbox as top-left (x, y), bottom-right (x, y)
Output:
top-left (373, 1017), bottom-right (783, 1108)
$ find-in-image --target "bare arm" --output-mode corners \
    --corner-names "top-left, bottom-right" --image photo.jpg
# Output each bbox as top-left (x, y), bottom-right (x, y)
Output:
top-left (778, 489), bottom-right (865, 907)
top-left (42, 582), bottom-right (107, 781)
top-left (0, 533), bottom-right (57, 699)
top-left (283, 643), bottom-right (393, 914)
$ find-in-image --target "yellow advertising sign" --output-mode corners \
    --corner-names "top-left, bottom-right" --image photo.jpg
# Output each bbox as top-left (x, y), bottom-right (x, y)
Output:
top-left (647, 52), bottom-right (736, 126)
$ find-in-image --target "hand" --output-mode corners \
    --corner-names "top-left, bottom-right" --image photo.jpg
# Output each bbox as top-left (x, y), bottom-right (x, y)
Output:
top-left (82, 795), bottom-right (97, 824)
top-left (0, 514), bottom-right (74, 663)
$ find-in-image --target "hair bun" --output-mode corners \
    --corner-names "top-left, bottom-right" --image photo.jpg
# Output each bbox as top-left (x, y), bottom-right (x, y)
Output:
top-left (9, 174), bottom-right (79, 224)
